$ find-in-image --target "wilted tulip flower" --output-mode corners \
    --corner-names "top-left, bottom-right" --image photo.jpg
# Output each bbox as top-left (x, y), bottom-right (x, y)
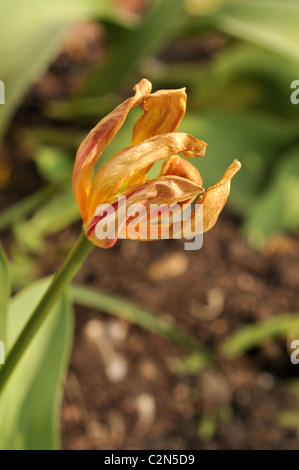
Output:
top-left (72, 79), bottom-right (241, 248)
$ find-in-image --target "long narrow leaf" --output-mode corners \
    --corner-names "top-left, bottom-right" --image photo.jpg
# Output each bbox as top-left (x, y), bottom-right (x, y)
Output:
top-left (72, 282), bottom-right (213, 363)
top-left (0, 0), bottom-right (117, 142)
top-left (0, 244), bottom-right (10, 343)
top-left (222, 313), bottom-right (299, 358)
top-left (81, 0), bottom-right (186, 97)
top-left (215, 1), bottom-right (299, 63)
top-left (0, 185), bottom-right (57, 233)
top-left (0, 278), bottom-right (73, 450)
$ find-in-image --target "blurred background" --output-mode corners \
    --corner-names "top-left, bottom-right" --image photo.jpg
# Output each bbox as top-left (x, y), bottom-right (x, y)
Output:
top-left (1, 0), bottom-right (299, 450)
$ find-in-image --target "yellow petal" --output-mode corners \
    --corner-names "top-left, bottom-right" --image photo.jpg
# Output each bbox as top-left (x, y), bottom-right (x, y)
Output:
top-left (72, 78), bottom-right (152, 221)
top-left (109, 174), bottom-right (203, 206)
top-left (198, 159), bottom-right (241, 233)
top-left (145, 159), bottom-right (242, 241)
top-left (131, 88), bottom-right (187, 145)
top-left (179, 159), bottom-right (242, 238)
top-left (160, 155), bottom-right (203, 204)
top-left (127, 87), bottom-right (187, 186)
top-left (86, 132), bottom-right (207, 221)
top-left (86, 175), bottom-right (203, 247)
top-left (160, 155), bottom-right (202, 185)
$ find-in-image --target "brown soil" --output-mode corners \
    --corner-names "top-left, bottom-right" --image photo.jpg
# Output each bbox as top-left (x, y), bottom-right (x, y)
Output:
top-left (57, 215), bottom-right (299, 450)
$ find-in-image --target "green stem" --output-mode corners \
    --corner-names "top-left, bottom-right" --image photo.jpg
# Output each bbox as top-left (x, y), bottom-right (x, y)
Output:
top-left (0, 229), bottom-right (93, 395)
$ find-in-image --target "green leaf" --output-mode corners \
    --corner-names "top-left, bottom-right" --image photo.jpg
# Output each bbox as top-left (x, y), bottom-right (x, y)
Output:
top-left (0, 277), bottom-right (73, 450)
top-left (46, 95), bottom-right (120, 121)
top-left (214, 1), bottom-right (299, 63)
top-left (81, 0), bottom-right (186, 97)
top-left (0, 0), bottom-right (117, 142)
top-left (0, 185), bottom-right (57, 233)
top-left (222, 313), bottom-right (299, 358)
top-left (72, 283), bottom-right (214, 363)
top-left (13, 186), bottom-right (80, 253)
top-left (171, 351), bottom-right (213, 375)
top-left (198, 45), bottom-right (299, 116)
top-left (9, 250), bottom-right (36, 290)
top-left (0, 244), bottom-right (10, 343)
top-left (145, 44), bottom-right (299, 118)
top-left (244, 145), bottom-right (299, 247)
top-left (34, 146), bottom-right (74, 183)
top-left (179, 111), bottom-right (297, 214)
top-left (28, 186), bottom-right (79, 235)
top-left (186, 0), bottom-right (299, 64)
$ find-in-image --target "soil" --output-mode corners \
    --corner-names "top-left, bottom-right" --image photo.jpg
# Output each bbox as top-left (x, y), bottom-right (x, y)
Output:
top-left (56, 217), bottom-right (299, 450)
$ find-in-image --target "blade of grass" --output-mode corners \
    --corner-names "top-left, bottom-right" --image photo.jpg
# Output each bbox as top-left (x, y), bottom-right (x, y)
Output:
top-left (0, 184), bottom-right (57, 233)
top-left (71, 282), bottom-right (214, 363)
top-left (0, 244), bottom-right (10, 344)
top-left (222, 313), bottom-right (299, 358)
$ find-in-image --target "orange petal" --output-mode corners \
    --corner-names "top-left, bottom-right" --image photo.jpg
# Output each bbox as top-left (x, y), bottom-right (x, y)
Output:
top-left (160, 155), bottom-right (202, 185)
top-left (179, 159), bottom-right (242, 238)
top-left (127, 87), bottom-right (187, 186)
top-left (138, 159), bottom-right (241, 241)
top-left (198, 159), bottom-right (241, 233)
top-left (86, 132), bottom-right (207, 221)
top-left (86, 175), bottom-right (203, 247)
top-left (160, 154), bottom-right (203, 204)
top-left (131, 88), bottom-right (187, 145)
top-left (72, 78), bottom-right (152, 221)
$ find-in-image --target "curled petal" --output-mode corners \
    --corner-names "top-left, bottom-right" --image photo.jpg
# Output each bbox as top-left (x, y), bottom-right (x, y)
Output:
top-left (110, 174), bottom-right (203, 207)
top-left (72, 78), bottom-right (152, 221)
top-left (160, 155), bottom-right (203, 204)
top-left (160, 155), bottom-right (202, 186)
top-left (86, 132), bottom-right (207, 221)
top-left (198, 159), bottom-right (241, 233)
top-left (131, 88), bottom-right (187, 145)
top-left (179, 159), bottom-right (242, 238)
top-left (86, 175), bottom-right (203, 247)
top-left (128, 88), bottom-right (187, 185)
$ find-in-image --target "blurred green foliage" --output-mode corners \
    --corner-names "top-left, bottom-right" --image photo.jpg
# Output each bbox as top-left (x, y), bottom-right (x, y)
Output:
top-left (1, 0), bottom-right (299, 249)
top-left (0, 277), bottom-right (73, 450)
top-left (222, 313), bottom-right (299, 358)
top-left (0, 244), bottom-right (10, 343)
top-left (0, 0), bottom-right (118, 142)
top-left (72, 283), bottom-right (214, 362)
top-left (278, 380), bottom-right (299, 431)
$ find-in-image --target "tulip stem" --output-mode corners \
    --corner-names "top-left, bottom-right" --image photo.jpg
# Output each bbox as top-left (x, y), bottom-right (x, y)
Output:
top-left (0, 229), bottom-right (93, 395)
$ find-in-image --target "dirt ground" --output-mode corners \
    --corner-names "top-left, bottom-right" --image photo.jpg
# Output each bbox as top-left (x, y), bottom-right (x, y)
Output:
top-left (55, 215), bottom-right (299, 450)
